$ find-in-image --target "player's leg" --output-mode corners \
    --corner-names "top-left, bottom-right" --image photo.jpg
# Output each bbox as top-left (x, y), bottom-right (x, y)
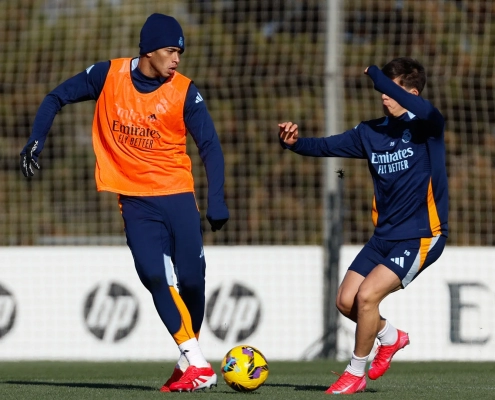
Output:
top-left (367, 235), bottom-right (447, 380)
top-left (336, 269), bottom-right (391, 342)
top-left (335, 270), bottom-right (363, 322)
top-left (119, 195), bottom-right (185, 333)
top-left (326, 238), bottom-right (384, 394)
top-left (354, 264), bottom-right (402, 358)
top-left (119, 195), bottom-right (214, 392)
top-left (163, 192), bottom-right (216, 392)
top-left (167, 194), bottom-right (206, 335)
top-left (336, 238), bottom-right (385, 322)
top-left (327, 265), bottom-right (401, 394)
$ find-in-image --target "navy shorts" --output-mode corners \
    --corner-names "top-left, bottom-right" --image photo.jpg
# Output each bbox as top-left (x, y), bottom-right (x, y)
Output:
top-left (348, 235), bottom-right (447, 287)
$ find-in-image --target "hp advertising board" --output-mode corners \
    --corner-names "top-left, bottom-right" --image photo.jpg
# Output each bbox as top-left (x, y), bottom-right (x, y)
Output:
top-left (84, 282), bottom-right (139, 342)
top-left (0, 246), bottom-right (493, 360)
top-left (0, 246), bottom-right (322, 360)
top-left (206, 283), bottom-right (262, 342)
top-left (0, 283), bottom-right (16, 339)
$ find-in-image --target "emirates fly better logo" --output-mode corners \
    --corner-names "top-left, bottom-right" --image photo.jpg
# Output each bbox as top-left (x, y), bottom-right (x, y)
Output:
top-left (83, 282), bottom-right (139, 342)
top-left (206, 283), bottom-right (262, 342)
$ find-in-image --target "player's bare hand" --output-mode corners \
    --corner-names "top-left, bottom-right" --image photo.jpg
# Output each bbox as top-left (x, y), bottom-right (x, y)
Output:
top-left (364, 67), bottom-right (369, 74)
top-left (278, 121), bottom-right (299, 146)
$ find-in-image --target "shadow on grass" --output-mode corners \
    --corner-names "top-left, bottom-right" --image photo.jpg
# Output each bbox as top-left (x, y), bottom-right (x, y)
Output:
top-left (265, 383), bottom-right (328, 391)
top-left (3, 380), bottom-right (155, 391)
top-left (264, 383), bottom-right (378, 393)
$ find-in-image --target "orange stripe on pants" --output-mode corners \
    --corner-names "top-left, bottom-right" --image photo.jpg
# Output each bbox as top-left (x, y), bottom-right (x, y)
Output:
top-left (169, 287), bottom-right (196, 345)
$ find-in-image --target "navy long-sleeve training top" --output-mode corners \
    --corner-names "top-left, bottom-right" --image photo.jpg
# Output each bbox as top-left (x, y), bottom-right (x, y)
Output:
top-left (21, 58), bottom-right (228, 220)
top-left (286, 65), bottom-right (448, 240)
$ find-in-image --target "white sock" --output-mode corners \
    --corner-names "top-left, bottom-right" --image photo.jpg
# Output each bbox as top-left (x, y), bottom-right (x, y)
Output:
top-left (176, 352), bottom-right (189, 371)
top-left (345, 352), bottom-right (368, 377)
top-left (178, 338), bottom-right (209, 368)
top-left (377, 320), bottom-right (398, 346)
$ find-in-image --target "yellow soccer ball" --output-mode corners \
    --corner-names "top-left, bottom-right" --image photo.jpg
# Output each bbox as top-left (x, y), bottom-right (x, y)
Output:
top-left (220, 345), bottom-right (269, 392)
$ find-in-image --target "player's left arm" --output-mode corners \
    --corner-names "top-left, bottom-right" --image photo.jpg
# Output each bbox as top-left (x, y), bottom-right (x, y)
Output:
top-left (184, 83), bottom-right (229, 232)
top-left (20, 62), bottom-right (109, 177)
top-left (366, 65), bottom-right (444, 134)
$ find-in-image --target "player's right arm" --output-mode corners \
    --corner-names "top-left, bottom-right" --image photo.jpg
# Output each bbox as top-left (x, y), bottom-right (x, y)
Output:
top-left (20, 61), bottom-right (110, 177)
top-left (278, 121), bottom-right (299, 145)
top-left (278, 121), bottom-right (366, 159)
top-left (365, 65), bottom-right (444, 134)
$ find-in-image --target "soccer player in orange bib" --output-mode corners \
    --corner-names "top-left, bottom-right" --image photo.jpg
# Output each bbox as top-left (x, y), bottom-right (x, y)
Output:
top-left (279, 58), bottom-right (447, 394)
top-left (20, 13), bottom-right (228, 392)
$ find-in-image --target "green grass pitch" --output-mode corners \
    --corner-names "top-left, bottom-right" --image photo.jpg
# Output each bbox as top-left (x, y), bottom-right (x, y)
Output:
top-left (0, 360), bottom-right (494, 399)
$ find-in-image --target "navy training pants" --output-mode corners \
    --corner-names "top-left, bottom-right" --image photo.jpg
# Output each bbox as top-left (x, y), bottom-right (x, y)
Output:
top-left (119, 192), bottom-right (206, 339)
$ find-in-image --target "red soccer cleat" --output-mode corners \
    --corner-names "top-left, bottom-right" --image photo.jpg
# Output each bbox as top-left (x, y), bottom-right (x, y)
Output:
top-left (368, 329), bottom-right (410, 380)
top-left (169, 364), bottom-right (217, 392)
top-left (160, 367), bottom-right (184, 392)
top-left (325, 371), bottom-right (366, 395)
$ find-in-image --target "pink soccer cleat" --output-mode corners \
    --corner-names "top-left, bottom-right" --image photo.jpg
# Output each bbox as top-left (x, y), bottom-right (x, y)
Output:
top-left (169, 364), bottom-right (217, 392)
top-left (325, 371), bottom-right (366, 395)
top-left (160, 366), bottom-right (184, 392)
top-left (368, 329), bottom-right (410, 380)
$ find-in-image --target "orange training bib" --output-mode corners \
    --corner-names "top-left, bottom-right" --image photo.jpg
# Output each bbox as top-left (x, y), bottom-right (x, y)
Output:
top-left (92, 58), bottom-right (194, 195)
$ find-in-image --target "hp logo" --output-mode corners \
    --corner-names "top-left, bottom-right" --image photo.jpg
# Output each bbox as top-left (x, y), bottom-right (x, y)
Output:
top-left (83, 282), bottom-right (139, 342)
top-left (206, 283), bottom-right (262, 342)
top-left (0, 283), bottom-right (16, 339)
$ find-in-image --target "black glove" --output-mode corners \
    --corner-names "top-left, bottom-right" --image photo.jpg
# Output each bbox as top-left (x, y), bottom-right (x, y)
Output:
top-left (207, 216), bottom-right (228, 232)
top-left (20, 140), bottom-right (41, 177)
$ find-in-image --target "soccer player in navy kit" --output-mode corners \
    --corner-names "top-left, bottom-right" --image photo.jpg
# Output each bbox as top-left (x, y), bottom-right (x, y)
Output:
top-left (279, 58), bottom-right (448, 394)
top-left (20, 14), bottom-right (228, 392)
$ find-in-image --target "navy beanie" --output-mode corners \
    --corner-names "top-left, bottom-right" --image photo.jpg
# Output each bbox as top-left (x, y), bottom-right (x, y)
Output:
top-left (139, 13), bottom-right (185, 55)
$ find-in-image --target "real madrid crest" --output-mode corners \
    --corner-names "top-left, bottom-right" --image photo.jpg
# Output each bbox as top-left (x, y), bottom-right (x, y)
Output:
top-left (402, 129), bottom-right (411, 143)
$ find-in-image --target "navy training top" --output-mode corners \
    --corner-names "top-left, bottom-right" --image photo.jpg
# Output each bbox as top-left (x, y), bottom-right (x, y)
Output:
top-left (21, 58), bottom-right (228, 220)
top-left (285, 65), bottom-right (448, 240)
